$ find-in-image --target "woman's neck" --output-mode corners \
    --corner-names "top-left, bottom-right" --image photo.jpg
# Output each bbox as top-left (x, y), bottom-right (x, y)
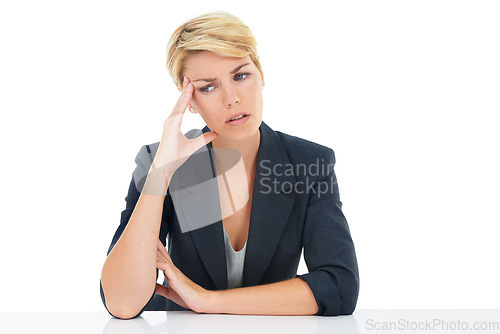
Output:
top-left (211, 129), bottom-right (261, 174)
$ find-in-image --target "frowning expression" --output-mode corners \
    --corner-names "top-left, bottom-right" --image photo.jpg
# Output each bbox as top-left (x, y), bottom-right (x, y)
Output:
top-left (183, 51), bottom-right (264, 142)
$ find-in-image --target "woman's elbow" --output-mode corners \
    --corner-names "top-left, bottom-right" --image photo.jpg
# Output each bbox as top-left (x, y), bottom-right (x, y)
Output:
top-left (103, 294), bottom-right (143, 319)
top-left (108, 306), bottom-right (143, 320)
top-left (100, 279), bottom-right (146, 320)
top-left (339, 296), bottom-right (358, 315)
top-left (339, 280), bottom-right (359, 315)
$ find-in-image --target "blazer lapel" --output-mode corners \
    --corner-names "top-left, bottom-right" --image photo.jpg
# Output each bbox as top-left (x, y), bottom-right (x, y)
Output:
top-left (188, 217), bottom-right (228, 290)
top-left (175, 130), bottom-right (227, 290)
top-left (183, 121), bottom-right (296, 290)
top-left (241, 122), bottom-right (296, 287)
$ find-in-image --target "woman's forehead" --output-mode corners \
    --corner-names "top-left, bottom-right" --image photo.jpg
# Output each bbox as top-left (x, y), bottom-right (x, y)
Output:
top-left (184, 52), bottom-right (253, 72)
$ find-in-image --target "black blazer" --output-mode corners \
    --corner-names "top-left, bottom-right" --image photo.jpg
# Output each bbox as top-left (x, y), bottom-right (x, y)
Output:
top-left (100, 121), bottom-right (359, 317)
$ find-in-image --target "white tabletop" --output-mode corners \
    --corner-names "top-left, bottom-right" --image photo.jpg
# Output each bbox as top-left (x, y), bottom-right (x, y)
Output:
top-left (1, 310), bottom-right (499, 334)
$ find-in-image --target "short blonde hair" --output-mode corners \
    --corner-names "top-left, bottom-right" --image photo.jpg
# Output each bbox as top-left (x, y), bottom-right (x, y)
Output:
top-left (166, 11), bottom-right (263, 89)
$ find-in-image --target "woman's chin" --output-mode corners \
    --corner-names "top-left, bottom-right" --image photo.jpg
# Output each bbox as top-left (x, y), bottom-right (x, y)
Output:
top-left (212, 127), bottom-right (259, 145)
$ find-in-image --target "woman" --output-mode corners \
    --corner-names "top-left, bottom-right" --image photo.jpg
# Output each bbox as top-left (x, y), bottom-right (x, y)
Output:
top-left (100, 11), bottom-right (359, 319)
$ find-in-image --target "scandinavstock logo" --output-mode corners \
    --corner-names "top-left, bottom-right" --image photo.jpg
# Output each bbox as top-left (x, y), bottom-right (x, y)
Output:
top-left (258, 158), bottom-right (337, 197)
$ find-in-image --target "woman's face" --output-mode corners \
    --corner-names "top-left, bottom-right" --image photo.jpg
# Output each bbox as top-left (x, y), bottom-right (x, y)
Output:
top-left (182, 51), bottom-right (264, 143)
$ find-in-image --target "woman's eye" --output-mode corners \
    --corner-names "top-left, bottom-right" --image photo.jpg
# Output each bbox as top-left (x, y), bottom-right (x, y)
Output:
top-left (200, 85), bottom-right (215, 93)
top-left (235, 73), bottom-right (250, 81)
top-left (199, 74), bottom-right (250, 93)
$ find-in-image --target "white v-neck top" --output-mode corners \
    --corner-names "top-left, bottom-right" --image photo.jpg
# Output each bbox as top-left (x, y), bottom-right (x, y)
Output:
top-left (222, 226), bottom-right (247, 289)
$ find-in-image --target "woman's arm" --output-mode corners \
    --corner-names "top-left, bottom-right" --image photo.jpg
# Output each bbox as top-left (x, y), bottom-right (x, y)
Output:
top-left (296, 147), bottom-right (360, 315)
top-left (155, 244), bottom-right (318, 315)
top-left (100, 76), bottom-right (217, 319)
top-left (100, 167), bottom-right (171, 319)
top-left (203, 147), bottom-right (358, 316)
top-left (204, 278), bottom-right (319, 315)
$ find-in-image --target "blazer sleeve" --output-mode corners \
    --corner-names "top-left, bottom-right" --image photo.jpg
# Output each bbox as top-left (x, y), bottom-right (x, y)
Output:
top-left (296, 147), bottom-right (359, 316)
top-left (100, 144), bottom-right (169, 319)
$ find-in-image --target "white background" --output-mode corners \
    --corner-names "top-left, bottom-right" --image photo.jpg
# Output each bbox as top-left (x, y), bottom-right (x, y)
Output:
top-left (1, 0), bottom-right (499, 312)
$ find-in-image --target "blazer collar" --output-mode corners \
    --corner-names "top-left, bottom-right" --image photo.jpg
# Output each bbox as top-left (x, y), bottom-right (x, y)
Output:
top-left (187, 121), bottom-right (297, 289)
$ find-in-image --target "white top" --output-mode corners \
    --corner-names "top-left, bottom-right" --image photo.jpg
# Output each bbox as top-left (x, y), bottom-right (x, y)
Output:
top-left (222, 226), bottom-right (247, 289)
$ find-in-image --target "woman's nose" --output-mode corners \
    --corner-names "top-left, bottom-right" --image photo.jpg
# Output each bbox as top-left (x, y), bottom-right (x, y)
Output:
top-left (223, 86), bottom-right (240, 107)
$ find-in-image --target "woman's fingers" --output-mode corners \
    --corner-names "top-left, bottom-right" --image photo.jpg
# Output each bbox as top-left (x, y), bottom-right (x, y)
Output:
top-left (157, 251), bottom-right (177, 276)
top-left (156, 253), bottom-right (205, 312)
top-left (168, 76), bottom-right (194, 127)
top-left (189, 130), bottom-right (218, 153)
top-left (155, 282), bottom-right (169, 298)
top-left (152, 75), bottom-right (208, 185)
top-left (155, 283), bottom-right (190, 309)
top-left (157, 250), bottom-right (173, 268)
top-left (157, 240), bottom-right (174, 266)
top-left (157, 239), bottom-right (170, 258)
top-left (157, 260), bottom-right (172, 281)
top-left (156, 258), bottom-right (179, 287)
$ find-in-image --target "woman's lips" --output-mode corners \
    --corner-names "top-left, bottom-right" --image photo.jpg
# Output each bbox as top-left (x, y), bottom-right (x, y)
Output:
top-left (226, 114), bottom-right (250, 126)
top-left (226, 112), bottom-right (248, 123)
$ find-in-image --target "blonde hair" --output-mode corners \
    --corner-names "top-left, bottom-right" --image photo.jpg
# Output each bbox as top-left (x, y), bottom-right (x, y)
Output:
top-left (166, 11), bottom-right (263, 89)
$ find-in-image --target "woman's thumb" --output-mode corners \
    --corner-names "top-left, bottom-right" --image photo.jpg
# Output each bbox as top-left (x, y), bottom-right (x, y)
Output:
top-left (200, 131), bottom-right (218, 146)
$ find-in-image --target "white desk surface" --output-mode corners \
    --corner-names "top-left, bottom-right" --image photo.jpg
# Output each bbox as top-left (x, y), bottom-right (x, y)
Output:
top-left (1, 310), bottom-right (499, 333)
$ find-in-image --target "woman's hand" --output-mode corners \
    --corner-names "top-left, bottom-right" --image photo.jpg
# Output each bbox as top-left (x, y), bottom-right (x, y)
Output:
top-left (155, 239), bottom-right (213, 313)
top-left (151, 75), bottom-right (218, 181)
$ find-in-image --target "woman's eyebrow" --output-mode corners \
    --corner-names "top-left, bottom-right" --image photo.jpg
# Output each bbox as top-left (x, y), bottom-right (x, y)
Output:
top-left (192, 63), bottom-right (250, 83)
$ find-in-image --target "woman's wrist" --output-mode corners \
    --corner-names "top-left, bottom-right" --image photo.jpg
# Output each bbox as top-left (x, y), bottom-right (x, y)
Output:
top-left (143, 163), bottom-right (173, 196)
top-left (198, 289), bottom-right (219, 314)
